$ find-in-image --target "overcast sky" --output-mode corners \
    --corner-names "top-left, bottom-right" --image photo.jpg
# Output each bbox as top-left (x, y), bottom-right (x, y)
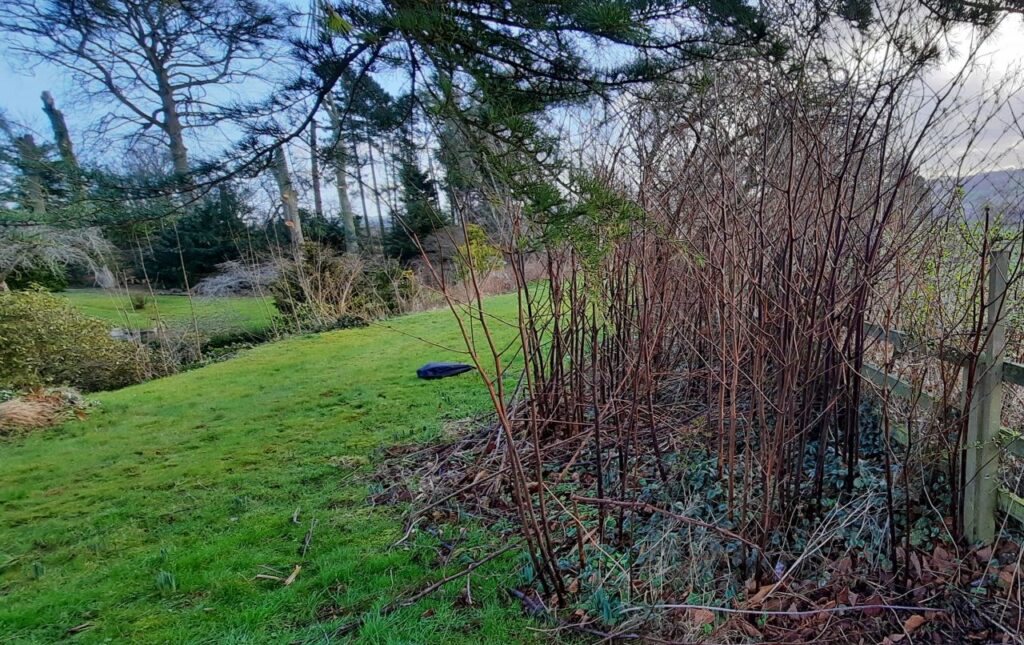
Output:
top-left (920, 14), bottom-right (1024, 177)
top-left (1, 9), bottom-right (1021, 195)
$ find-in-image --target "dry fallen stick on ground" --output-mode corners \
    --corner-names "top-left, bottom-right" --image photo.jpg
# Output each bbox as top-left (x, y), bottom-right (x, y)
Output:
top-left (301, 518), bottom-right (317, 557)
top-left (283, 565), bottom-right (301, 586)
top-left (393, 428), bottom-right (608, 548)
top-left (620, 603), bottom-right (947, 618)
top-left (255, 565), bottom-right (302, 586)
top-left (65, 623), bottom-right (93, 635)
top-left (397, 544), bottom-right (517, 608)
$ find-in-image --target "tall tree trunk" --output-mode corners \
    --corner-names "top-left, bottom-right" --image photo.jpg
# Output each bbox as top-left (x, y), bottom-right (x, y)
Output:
top-left (272, 146), bottom-right (304, 248)
top-left (365, 125), bottom-right (386, 254)
top-left (155, 68), bottom-right (190, 178)
top-left (424, 135), bottom-right (445, 209)
top-left (42, 91), bottom-right (116, 288)
top-left (352, 141), bottom-right (371, 240)
top-left (384, 141), bottom-right (398, 227)
top-left (41, 92), bottom-right (76, 167)
top-left (41, 91), bottom-right (83, 201)
top-left (324, 94), bottom-right (359, 254)
top-left (309, 119), bottom-right (325, 219)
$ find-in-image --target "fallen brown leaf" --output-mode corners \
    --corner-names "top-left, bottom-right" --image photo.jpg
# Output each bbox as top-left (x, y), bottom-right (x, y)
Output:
top-left (737, 619), bottom-right (762, 638)
top-left (910, 552), bottom-right (922, 578)
top-left (690, 608), bottom-right (715, 626)
top-left (745, 583), bottom-right (778, 607)
top-left (903, 614), bottom-right (927, 633)
top-left (862, 594), bottom-right (884, 617)
top-left (998, 567), bottom-right (1017, 589)
top-left (836, 556), bottom-right (853, 574)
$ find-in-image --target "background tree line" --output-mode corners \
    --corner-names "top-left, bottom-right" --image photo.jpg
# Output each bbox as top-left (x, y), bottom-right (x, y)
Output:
top-left (4, 0), bottom-right (1019, 292)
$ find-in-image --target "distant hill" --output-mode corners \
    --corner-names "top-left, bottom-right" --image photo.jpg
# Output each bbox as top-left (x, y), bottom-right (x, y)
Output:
top-left (950, 167), bottom-right (1024, 219)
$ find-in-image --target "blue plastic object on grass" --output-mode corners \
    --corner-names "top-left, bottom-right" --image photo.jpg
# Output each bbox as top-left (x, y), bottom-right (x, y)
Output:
top-left (416, 362), bottom-right (474, 380)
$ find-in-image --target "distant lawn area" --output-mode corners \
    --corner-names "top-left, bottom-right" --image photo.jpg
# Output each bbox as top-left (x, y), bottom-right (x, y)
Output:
top-left (61, 288), bottom-right (278, 339)
top-left (0, 293), bottom-right (536, 643)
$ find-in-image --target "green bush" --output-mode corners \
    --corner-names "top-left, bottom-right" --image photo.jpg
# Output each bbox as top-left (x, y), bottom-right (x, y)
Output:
top-left (455, 224), bottom-right (505, 279)
top-left (0, 289), bottom-right (144, 391)
top-left (143, 186), bottom-right (252, 289)
top-left (6, 265), bottom-right (69, 291)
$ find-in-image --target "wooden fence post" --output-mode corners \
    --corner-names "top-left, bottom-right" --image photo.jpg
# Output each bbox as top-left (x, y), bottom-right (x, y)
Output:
top-left (964, 245), bottom-right (1009, 543)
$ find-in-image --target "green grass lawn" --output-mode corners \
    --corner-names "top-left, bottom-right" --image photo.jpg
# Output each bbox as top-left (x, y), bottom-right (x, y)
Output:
top-left (0, 294), bottom-right (537, 643)
top-left (60, 288), bottom-right (278, 339)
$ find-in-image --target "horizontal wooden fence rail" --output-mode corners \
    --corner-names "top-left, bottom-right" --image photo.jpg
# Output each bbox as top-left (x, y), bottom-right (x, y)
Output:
top-left (860, 246), bottom-right (1017, 543)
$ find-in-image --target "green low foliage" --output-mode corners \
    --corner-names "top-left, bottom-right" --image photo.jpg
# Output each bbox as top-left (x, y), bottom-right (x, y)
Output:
top-left (5, 264), bottom-right (69, 291)
top-left (107, 186), bottom-right (253, 290)
top-left (0, 289), bottom-right (143, 392)
top-left (455, 223), bottom-right (505, 279)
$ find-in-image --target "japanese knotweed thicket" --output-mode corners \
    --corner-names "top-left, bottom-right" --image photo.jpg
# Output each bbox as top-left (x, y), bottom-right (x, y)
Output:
top-left (432, 3), bottom-right (1024, 608)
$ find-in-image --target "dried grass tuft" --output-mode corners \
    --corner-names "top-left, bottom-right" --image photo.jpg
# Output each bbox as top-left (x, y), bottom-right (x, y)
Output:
top-left (0, 388), bottom-right (89, 435)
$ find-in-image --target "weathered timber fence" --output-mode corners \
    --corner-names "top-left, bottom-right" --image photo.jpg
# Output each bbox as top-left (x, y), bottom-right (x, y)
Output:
top-left (861, 246), bottom-right (1022, 543)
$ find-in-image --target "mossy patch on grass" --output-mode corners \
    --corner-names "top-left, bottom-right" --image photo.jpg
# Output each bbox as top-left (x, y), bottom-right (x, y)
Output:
top-left (0, 294), bottom-right (536, 643)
